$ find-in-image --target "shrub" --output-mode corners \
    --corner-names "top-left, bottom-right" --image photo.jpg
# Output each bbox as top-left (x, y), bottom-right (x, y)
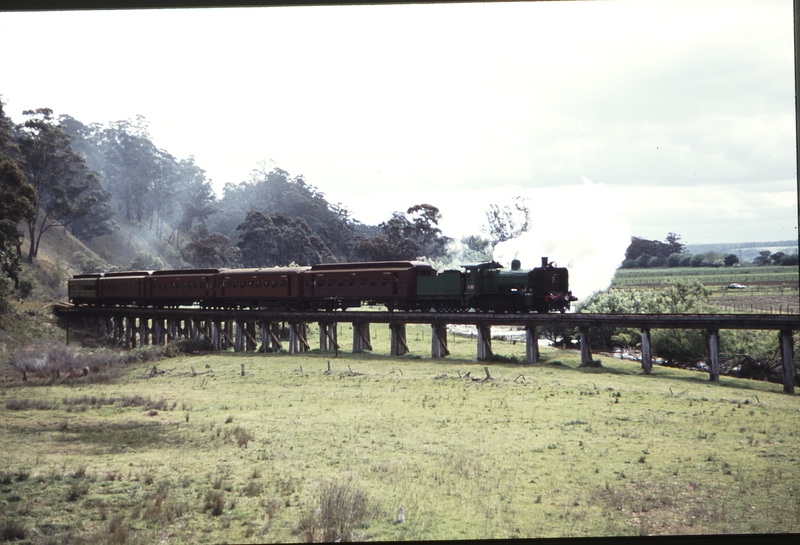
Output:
top-left (0, 276), bottom-right (11, 314)
top-left (1, 518), bottom-right (27, 542)
top-left (105, 514), bottom-right (128, 545)
top-left (5, 398), bottom-right (57, 410)
top-left (233, 426), bottom-right (254, 448)
top-left (485, 354), bottom-right (520, 363)
top-left (71, 251), bottom-right (109, 274)
top-left (11, 339), bottom-right (81, 380)
top-left (130, 251), bottom-right (164, 271)
top-left (204, 490), bottom-right (225, 516)
top-left (66, 481), bottom-right (89, 502)
top-left (295, 480), bottom-right (380, 543)
top-left (41, 260), bottom-right (69, 293)
top-left (168, 337), bottom-right (212, 354)
top-left (243, 481), bottom-right (263, 497)
top-left (17, 277), bottom-right (35, 299)
top-left (666, 253), bottom-right (683, 267)
top-left (634, 254), bottom-right (652, 268)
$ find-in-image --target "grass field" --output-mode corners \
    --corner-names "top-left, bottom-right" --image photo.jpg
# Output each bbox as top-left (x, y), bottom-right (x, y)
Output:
top-left (2, 322), bottom-right (799, 543)
top-left (611, 266), bottom-right (799, 314)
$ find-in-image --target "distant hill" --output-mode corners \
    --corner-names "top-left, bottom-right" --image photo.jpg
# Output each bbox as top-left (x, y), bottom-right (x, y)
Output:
top-left (684, 240), bottom-right (798, 263)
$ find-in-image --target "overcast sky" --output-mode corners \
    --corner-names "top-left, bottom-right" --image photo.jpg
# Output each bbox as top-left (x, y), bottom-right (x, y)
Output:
top-left (0, 0), bottom-right (797, 250)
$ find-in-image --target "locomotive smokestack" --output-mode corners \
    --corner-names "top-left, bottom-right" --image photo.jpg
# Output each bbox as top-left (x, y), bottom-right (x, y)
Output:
top-left (511, 259), bottom-right (521, 270)
top-left (541, 257), bottom-right (548, 268)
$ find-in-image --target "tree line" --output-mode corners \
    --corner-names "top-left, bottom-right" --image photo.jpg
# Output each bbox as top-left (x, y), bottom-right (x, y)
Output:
top-left (621, 233), bottom-right (798, 269)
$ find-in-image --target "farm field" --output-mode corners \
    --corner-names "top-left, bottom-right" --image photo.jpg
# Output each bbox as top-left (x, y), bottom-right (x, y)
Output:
top-left (1, 322), bottom-right (799, 543)
top-left (611, 266), bottom-right (799, 314)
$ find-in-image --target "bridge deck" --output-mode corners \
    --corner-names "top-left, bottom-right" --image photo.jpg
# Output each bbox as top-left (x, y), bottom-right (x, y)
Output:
top-left (54, 305), bottom-right (799, 331)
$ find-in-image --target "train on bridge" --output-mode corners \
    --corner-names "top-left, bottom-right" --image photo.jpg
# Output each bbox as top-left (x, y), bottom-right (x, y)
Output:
top-left (68, 258), bottom-right (577, 313)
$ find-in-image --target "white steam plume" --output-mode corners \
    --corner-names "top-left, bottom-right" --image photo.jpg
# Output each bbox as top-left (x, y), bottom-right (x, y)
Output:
top-left (493, 176), bottom-right (631, 303)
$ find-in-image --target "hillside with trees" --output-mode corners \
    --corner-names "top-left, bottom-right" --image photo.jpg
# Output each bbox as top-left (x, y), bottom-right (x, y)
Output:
top-left (0, 98), bottom-right (538, 318)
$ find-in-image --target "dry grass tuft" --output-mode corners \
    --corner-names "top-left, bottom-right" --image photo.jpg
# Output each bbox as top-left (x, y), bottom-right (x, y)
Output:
top-left (4, 397), bottom-right (57, 410)
top-left (204, 490), bottom-right (225, 517)
top-left (295, 480), bottom-right (380, 542)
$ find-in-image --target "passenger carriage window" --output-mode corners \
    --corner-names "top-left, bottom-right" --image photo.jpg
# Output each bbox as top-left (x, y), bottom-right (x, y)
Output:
top-left (248, 281), bottom-right (253, 287)
top-left (349, 280), bottom-right (354, 287)
top-left (272, 281), bottom-right (277, 288)
top-left (338, 280), bottom-right (344, 287)
top-left (382, 280), bottom-right (387, 286)
top-left (360, 279), bottom-right (366, 286)
top-left (317, 280), bottom-right (324, 287)
top-left (370, 278), bottom-right (376, 286)
top-left (256, 282), bottom-right (261, 288)
top-left (233, 282), bottom-right (238, 288)
top-left (328, 281), bottom-right (333, 287)
top-left (280, 280), bottom-right (286, 288)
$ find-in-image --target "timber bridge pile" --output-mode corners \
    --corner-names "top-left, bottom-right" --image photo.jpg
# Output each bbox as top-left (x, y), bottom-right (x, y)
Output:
top-left (54, 305), bottom-right (799, 395)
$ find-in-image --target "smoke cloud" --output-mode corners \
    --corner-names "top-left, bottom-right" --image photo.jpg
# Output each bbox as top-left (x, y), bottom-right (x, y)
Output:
top-left (493, 177), bottom-right (631, 303)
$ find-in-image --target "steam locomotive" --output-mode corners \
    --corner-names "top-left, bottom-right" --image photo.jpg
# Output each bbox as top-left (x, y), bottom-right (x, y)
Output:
top-left (68, 258), bottom-right (576, 313)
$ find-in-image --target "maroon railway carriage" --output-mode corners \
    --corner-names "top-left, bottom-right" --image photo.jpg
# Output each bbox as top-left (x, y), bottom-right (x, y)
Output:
top-left (97, 271), bottom-right (151, 306)
top-left (146, 269), bottom-right (220, 308)
top-left (300, 261), bottom-right (435, 310)
top-left (215, 267), bottom-right (309, 309)
top-left (68, 273), bottom-right (102, 305)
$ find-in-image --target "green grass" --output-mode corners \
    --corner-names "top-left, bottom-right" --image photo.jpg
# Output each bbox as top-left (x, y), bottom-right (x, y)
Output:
top-left (1, 323), bottom-right (799, 542)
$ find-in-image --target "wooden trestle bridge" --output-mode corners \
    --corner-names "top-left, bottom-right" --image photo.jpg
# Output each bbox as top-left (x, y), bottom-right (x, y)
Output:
top-left (54, 305), bottom-right (799, 394)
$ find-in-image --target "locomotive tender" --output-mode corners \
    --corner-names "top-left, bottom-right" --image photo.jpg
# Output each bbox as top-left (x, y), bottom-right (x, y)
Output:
top-left (68, 258), bottom-right (576, 313)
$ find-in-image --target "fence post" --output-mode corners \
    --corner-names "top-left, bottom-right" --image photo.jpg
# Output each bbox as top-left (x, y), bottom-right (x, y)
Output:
top-left (706, 329), bottom-right (720, 382)
top-left (579, 327), bottom-right (593, 367)
top-left (780, 329), bottom-right (795, 395)
top-left (641, 328), bottom-right (652, 375)
top-left (525, 325), bottom-right (539, 364)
